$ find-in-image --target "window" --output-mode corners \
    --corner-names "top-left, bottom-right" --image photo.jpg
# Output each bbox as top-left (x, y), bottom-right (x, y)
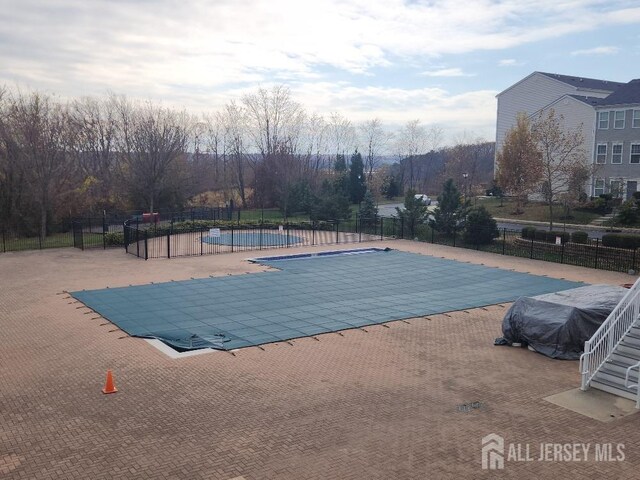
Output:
top-left (614, 110), bottom-right (625, 129)
top-left (610, 180), bottom-right (622, 198)
top-left (633, 110), bottom-right (640, 129)
top-left (594, 179), bottom-right (605, 197)
top-left (612, 144), bottom-right (623, 164)
top-left (632, 144), bottom-right (640, 164)
top-left (598, 111), bottom-right (609, 129)
top-left (596, 143), bottom-right (607, 164)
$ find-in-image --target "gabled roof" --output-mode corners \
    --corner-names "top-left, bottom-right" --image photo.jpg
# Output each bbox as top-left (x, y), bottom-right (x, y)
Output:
top-left (537, 72), bottom-right (624, 92)
top-left (596, 79), bottom-right (640, 107)
top-left (567, 95), bottom-right (606, 106)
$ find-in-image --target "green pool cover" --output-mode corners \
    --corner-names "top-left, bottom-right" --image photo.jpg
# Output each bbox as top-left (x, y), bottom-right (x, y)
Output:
top-left (71, 248), bottom-right (582, 351)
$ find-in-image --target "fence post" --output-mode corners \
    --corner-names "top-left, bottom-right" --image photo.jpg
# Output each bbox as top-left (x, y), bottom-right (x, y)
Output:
top-left (231, 226), bottom-right (234, 253)
top-left (167, 231), bottom-right (170, 259)
top-left (560, 239), bottom-right (565, 264)
top-left (355, 213), bottom-right (359, 234)
top-left (336, 220), bottom-right (339, 244)
top-left (380, 217), bottom-right (384, 241)
top-left (287, 223), bottom-right (290, 248)
top-left (594, 239), bottom-right (599, 269)
top-left (144, 231), bottom-right (148, 261)
top-left (453, 227), bottom-right (456, 248)
top-left (312, 223), bottom-right (316, 246)
top-left (530, 237), bottom-right (534, 259)
top-left (633, 248), bottom-right (637, 272)
top-left (136, 225), bottom-right (140, 258)
top-left (200, 229), bottom-right (203, 255)
top-left (259, 223), bottom-right (263, 250)
top-left (103, 215), bottom-right (107, 250)
top-left (400, 217), bottom-right (404, 239)
top-left (2, 226), bottom-right (5, 253)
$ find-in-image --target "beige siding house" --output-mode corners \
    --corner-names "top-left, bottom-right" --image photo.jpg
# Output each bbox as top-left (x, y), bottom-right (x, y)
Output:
top-left (495, 72), bottom-right (625, 196)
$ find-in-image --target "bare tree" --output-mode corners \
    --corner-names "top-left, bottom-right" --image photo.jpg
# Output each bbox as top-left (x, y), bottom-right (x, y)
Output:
top-left (531, 109), bottom-right (589, 229)
top-left (220, 101), bottom-right (250, 208)
top-left (116, 99), bottom-right (189, 212)
top-left (242, 86), bottom-right (306, 210)
top-left (70, 95), bottom-right (119, 212)
top-left (327, 112), bottom-right (356, 160)
top-left (442, 137), bottom-right (494, 196)
top-left (496, 113), bottom-right (543, 214)
top-left (7, 91), bottom-right (77, 238)
top-left (395, 119), bottom-right (427, 190)
top-left (358, 118), bottom-right (392, 182)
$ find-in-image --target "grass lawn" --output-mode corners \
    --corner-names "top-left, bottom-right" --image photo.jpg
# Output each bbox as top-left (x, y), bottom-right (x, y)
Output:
top-left (237, 208), bottom-right (311, 223)
top-left (239, 205), bottom-right (370, 223)
top-left (475, 197), bottom-right (601, 225)
top-left (2, 232), bottom-right (105, 252)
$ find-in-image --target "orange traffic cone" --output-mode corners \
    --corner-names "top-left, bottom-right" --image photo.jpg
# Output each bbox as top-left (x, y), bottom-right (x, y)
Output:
top-left (102, 370), bottom-right (118, 394)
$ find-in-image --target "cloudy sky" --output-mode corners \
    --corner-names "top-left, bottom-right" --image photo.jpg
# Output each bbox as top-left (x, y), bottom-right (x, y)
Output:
top-left (1, 0), bottom-right (639, 143)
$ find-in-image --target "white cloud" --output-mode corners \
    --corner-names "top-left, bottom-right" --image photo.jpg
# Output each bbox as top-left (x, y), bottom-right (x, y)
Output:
top-left (285, 82), bottom-right (498, 142)
top-left (571, 46), bottom-right (620, 55)
top-left (420, 68), bottom-right (475, 77)
top-left (0, 0), bottom-right (638, 135)
top-left (498, 59), bottom-right (523, 67)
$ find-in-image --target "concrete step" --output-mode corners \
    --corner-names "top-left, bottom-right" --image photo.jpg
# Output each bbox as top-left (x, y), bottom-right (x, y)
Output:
top-left (591, 376), bottom-right (638, 401)
top-left (616, 341), bottom-right (640, 358)
top-left (604, 354), bottom-right (640, 376)
top-left (597, 365), bottom-right (639, 385)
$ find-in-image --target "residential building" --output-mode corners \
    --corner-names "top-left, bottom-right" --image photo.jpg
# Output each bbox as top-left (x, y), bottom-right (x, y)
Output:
top-left (591, 79), bottom-right (640, 199)
top-left (495, 72), bottom-right (640, 198)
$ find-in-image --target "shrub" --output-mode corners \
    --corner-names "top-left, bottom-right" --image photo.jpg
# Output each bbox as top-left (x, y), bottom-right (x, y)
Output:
top-left (547, 231), bottom-right (570, 244)
top-left (462, 206), bottom-right (499, 245)
top-left (521, 226), bottom-right (536, 239)
top-left (617, 199), bottom-right (638, 226)
top-left (602, 233), bottom-right (640, 249)
top-left (104, 232), bottom-right (124, 246)
top-left (633, 191), bottom-right (640, 201)
top-left (534, 229), bottom-right (548, 241)
top-left (571, 231), bottom-right (588, 244)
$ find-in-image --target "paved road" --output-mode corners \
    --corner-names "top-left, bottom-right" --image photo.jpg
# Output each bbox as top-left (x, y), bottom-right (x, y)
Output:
top-left (380, 203), bottom-right (619, 240)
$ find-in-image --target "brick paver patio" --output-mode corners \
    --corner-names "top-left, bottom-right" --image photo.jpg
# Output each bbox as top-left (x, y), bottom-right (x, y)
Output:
top-left (1, 240), bottom-right (638, 479)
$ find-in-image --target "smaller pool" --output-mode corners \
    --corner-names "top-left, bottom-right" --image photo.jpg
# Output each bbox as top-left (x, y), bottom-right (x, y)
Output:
top-left (202, 232), bottom-right (304, 247)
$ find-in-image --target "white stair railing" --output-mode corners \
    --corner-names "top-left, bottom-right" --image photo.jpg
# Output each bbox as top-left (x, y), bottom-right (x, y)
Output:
top-left (624, 362), bottom-right (640, 409)
top-left (580, 277), bottom-right (640, 391)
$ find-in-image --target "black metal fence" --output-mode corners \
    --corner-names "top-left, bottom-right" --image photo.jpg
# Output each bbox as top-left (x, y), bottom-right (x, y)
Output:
top-left (0, 205), bottom-right (236, 254)
top-left (123, 217), bottom-right (388, 260)
top-left (123, 216), bottom-right (640, 273)
top-left (5, 211), bottom-right (640, 274)
top-left (404, 223), bottom-right (639, 273)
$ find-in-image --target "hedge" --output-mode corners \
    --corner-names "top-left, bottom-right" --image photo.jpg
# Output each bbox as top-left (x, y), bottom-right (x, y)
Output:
top-left (521, 226), bottom-right (536, 239)
top-left (601, 233), bottom-right (640, 249)
top-left (571, 231), bottom-right (589, 244)
top-left (521, 227), bottom-right (570, 244)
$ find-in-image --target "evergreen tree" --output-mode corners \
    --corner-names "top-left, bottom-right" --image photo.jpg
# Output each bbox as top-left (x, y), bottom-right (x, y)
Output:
top-left (359, 189), bottom-right (378, 226)
top-left (349, 150), bottom-right (367, 204)
top-left (430, 179), bottom-right (467, 235)
top-left (463, 206), bottom-right (498, 245)
top-left (396, 189), bottom-right (428, 238)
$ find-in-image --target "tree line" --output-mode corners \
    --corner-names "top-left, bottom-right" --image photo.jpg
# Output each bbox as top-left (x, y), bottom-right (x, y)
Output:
top-left (0, 84), bottom-right (494, 237)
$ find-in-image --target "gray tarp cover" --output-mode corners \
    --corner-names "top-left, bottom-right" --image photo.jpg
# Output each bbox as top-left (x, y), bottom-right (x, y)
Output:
top-left (501, 285), bottom-right (628, 359)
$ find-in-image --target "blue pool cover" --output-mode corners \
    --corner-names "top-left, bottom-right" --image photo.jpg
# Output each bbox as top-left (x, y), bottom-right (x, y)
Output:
top-left (71, 249), bottom-right (582, 351)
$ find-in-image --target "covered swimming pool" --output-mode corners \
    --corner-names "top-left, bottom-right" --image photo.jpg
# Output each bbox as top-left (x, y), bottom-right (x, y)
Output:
top-left (71, 248), bottom-right (582, 351)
